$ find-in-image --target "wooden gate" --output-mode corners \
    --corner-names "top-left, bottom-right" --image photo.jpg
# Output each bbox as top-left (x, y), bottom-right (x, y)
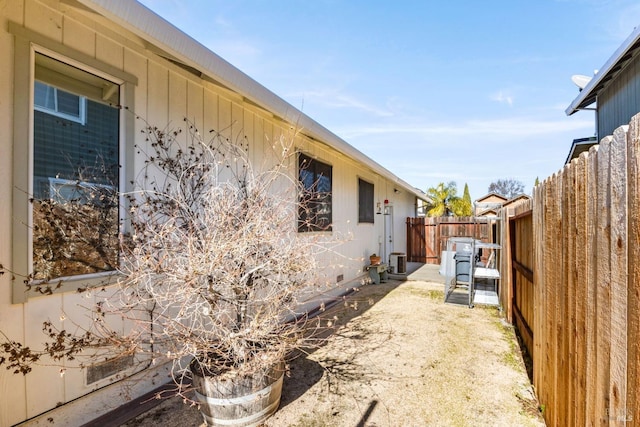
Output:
top-left (406, 217), bottom-right (489, 264)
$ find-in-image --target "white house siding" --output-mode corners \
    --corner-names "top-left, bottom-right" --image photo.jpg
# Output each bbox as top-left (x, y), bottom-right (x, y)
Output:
top-left (0, 1), bottom-right (421, 425)
top-left (1, 3), bottom-right (28, 426)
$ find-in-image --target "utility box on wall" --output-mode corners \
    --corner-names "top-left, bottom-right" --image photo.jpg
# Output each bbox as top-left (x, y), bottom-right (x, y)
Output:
top-left (390, 252), bottom-right (407, 274)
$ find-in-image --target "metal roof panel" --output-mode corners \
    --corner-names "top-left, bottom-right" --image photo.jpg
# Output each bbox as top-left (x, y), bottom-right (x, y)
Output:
top-left (566, 26), bottom-right (640, 116)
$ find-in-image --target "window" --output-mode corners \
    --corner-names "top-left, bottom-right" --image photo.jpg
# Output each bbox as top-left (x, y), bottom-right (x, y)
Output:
top-left (9, 27), bottom-right (137, 302)
top-left (31, 52), bottom-right (121, 282)
top-left (298, 153), bottom-right (332, 232)
top-left (358, 178), bottom-right (374, 223)
top-left (34, 81), bottom-right (86, 124)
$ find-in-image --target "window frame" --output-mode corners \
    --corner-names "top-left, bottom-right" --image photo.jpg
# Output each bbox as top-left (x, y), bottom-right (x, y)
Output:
top-left (297, 153), bottom-right (333, 233)
top-left (10, 25), bottom-right (137, 303)
top-left (358, 178), bottom-right (375, 224)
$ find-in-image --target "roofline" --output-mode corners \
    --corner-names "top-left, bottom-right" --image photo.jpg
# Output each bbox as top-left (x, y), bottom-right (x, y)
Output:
top-left (76, 0), bottom-right (427, 201)
top-left (503, 194), bottom-right (531, 205)
top-left (565, 25), bottom-right (640, 116)
top-left (474, 192), bottom-right (508, 203)
top-left (564, 136), bottom-right (598, 164)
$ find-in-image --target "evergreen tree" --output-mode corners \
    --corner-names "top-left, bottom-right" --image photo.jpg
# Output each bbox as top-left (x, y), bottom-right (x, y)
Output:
top-left (460, 183), bottom-right (473, 216)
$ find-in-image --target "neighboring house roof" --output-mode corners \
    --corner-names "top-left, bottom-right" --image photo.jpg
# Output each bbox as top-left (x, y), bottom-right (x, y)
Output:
top-left (566, 26), bottom-right (640, 116)
top-left (474, 194), bottom-right (531, 217)
top-left (475, 193), bottom-right (508, 204)
top-left (476, 208), bottom-right (499, 217)
top-left (565, 136), bottom-right (598, 164)
top-left (77, 0), bottom-right (428, 202)
top-left (502, 194), bottom-right (531, 207)
top-left (474, 193), bottom-right (507, 217)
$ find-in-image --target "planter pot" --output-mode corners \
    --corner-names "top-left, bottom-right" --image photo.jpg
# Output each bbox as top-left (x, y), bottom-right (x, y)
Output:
top-left (191, 360), bottom-right (285, 427)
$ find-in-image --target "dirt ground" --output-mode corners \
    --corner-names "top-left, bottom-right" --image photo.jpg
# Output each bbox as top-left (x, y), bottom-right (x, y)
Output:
top-left (123, 272), bottom-right (545, 427)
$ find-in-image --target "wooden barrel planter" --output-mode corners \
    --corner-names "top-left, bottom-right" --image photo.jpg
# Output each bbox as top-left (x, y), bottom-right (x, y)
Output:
top-left (191, 360), bottom-right (285, 427)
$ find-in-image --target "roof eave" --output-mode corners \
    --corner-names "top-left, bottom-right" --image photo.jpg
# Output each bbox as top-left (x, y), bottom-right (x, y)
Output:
top-left (566, 25), bottom-right (640, 116)
top-left (76, 0), bottom-right (428, 202)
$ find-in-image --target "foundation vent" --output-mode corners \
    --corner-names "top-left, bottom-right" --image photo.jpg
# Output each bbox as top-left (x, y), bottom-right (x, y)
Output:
top-left (86, 355), bottom-right (134, 385)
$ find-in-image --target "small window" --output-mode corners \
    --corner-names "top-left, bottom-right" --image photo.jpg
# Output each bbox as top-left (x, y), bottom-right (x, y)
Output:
top-left (358, 178), bottom-right (374, 223)
top-left (298, 153), bottom-right (332, 232)
top-left (34, 81), bottom-right (86, 124)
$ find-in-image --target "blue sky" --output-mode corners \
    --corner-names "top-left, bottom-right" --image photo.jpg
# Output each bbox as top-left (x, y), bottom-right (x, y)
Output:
top-left (139, 0), bottom-right (640, 201)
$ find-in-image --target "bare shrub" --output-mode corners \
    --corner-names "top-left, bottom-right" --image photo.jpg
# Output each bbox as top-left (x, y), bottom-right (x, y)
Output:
top-left (1, 117), bottom-right (340, 396)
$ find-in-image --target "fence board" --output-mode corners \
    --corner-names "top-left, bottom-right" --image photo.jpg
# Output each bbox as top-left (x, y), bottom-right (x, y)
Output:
top-left (596, 136), bottom-right (613, 424)
top-left (532, 182), bottom-right (544, 403)
top-left (563, 162), bottom-right (578, 425)
top-left (627, 116), bottom-right (640, 426)
top-left (586, 145), bottom-right (599, 426)
top-left (575, 153), bottom-right (587, 427)
top-left (609, 126), bottom-right (628, 424)
top-left (558, 167), bottom-right (569, 427)
top-left (546, 173), bottom-right (560, 425)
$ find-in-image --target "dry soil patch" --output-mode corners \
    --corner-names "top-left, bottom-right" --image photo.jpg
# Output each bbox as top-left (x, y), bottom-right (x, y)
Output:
top-left (123, 279), bottom-right (544, 427)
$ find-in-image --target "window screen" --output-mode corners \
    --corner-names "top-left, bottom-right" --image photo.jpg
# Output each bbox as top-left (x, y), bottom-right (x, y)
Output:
top-left (298, 153), bottom-right (332, 232)
top-left (358, 178), bottom-right (374, 223)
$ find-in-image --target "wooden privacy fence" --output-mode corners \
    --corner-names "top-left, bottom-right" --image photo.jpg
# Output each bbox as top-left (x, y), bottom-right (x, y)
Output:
top-left (500, 203), bottom-right (534, 362)
top-left (530, 115), bottom-right (640, 426)
top-left (406, 217), bottom-right (489, 263)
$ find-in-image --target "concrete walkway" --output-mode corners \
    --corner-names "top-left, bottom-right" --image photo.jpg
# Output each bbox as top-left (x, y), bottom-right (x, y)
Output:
top-left (405, 261), bottom-right (443, 283)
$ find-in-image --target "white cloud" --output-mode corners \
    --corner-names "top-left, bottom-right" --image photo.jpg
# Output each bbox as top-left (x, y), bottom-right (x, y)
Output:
top-left (491, 90), bottom-right (514, 106)
top-left (292, 90), bottom-right (394, 117)
top-left (336, 116), bottom-right (593, 140)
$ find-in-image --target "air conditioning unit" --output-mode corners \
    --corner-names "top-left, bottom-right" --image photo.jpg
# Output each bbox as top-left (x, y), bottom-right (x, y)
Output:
top-left (389, 252), bottom-right (407, 274)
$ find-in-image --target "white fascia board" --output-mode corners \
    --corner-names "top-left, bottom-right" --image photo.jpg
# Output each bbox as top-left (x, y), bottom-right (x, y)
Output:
top-left (565, 25), bottom-right (640, 116)
top-left (76, 0), bottom-right (427, 201)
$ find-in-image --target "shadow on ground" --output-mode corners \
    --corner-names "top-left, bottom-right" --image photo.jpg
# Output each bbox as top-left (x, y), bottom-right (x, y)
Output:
top-left (278, 275), bottom-right (410, 410)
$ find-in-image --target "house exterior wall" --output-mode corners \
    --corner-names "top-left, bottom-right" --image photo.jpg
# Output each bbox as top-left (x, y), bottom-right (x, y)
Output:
top-left (0, 1), bottom-right (418, 425)
top-left (473, 194), bottom-right (507, 216)
top-left (597, 53), bottom-right (640, 139)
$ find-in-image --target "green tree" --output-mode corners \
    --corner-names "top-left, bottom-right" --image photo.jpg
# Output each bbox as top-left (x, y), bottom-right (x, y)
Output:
top-left (455, 183), bottom-right (473, 216)
top-left (426, 181), bottom-right (462, 217)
